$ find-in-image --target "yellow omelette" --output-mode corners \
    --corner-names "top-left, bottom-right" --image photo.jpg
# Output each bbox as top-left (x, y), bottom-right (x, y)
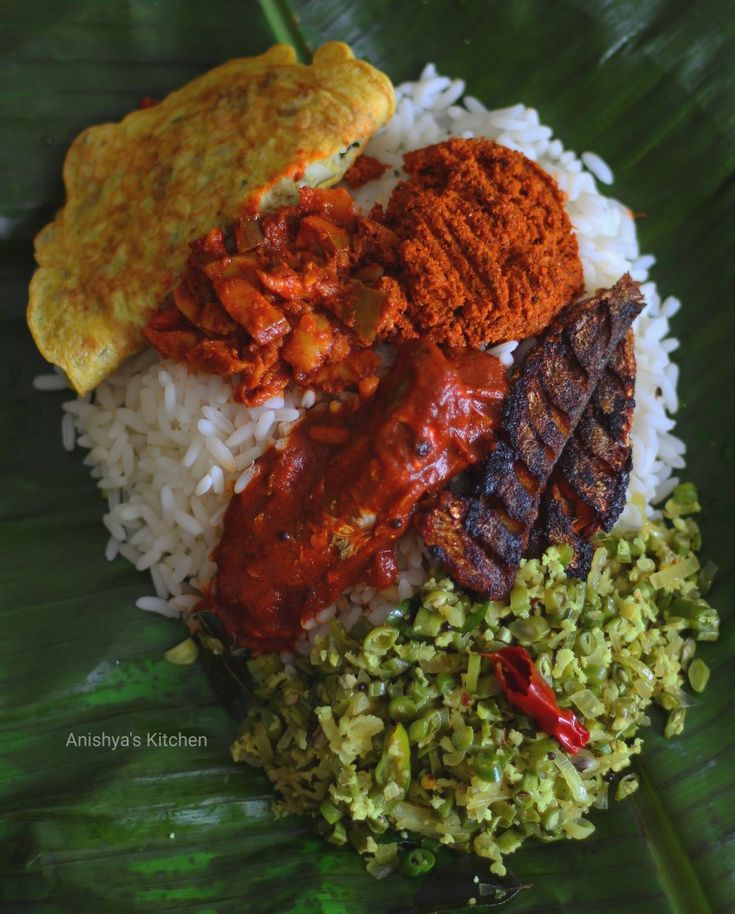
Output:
top-left (28, 42), bottom-right (395, 394)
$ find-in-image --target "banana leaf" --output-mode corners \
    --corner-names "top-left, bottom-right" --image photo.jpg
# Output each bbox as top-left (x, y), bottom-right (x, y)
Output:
top-left (1, 1), bottom-right (734, 912)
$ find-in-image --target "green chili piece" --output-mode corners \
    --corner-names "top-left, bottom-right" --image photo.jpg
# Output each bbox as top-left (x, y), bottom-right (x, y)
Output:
top-left (399, 847), bottom-right (436, 877)
top-left (443, 748), bottom-right (465, 767)
top-left (687, 658), bottom-right (710, 693)
top-left (543, 583), bottom-right (566, 615)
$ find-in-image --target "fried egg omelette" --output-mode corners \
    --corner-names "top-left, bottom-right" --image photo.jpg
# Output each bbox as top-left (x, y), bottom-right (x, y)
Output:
top-left (27, 42), bottom-right (395, 394)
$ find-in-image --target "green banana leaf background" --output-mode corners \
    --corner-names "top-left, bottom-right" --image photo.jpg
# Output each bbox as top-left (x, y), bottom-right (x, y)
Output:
top-left (2, 1), bottom-right (734, 911)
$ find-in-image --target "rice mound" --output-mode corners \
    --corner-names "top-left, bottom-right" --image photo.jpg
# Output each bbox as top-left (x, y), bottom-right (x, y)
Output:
top-left (38, 63), bottom-right (686, 626)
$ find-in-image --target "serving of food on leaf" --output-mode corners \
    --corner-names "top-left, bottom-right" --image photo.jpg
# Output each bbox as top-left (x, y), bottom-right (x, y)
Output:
top-left (30, 42), bottom-right (720, 883)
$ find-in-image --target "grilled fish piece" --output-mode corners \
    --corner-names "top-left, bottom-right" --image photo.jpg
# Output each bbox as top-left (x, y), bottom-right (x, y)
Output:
top-left (533, 329), bottom-right (636, 575)
top-left (417, 275), bottom-right (644, 598)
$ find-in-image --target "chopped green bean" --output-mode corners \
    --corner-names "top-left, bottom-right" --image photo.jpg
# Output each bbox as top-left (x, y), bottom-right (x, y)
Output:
top-left (697, 560), bottom-right (718, 596)
top-left (436, 672), bottom-right (457, 694)
top-left (233, 497), bottom-right (718, 881)
top-left (389, 696), bottom-right (418, 722)
top-left (375, 723), bottom-right (411, 796)
top-left (412, 606), bottom-right (443, 638)
top-left (164, 637), bottom-right (198, 666)
top-left (687, 658), bottom-right (710, 693)
top-left (542, 808), bottom-right (561, 831)
top-left (320, 800), bottom-right (342, 825)
top-left (399, 847), bottom-right (435, 877)
top-left (508, 616), bottom-right (550, 643)
top-left (672, 482), bottom-right (699, 507)
top-left (509, 583), bottom-right (530, 615)
top-left (665, 707), bottom-right (686, 739)
top-left (474, 750), bottom-right (503, 783)
top-left (464, 652), bottom-right (482, 693)
top-left (615, 773), bottom-right (639, 801)
top-left (461, 602), bottom-right (488, 633)
top-left (408, 710), bottom-right (443, 746)
top-left (327, 822), bottom-right (347, 845)
top-left (451, 725), bottom-right (474, 752)
top-left (363, 625), bottom-right (399, 654)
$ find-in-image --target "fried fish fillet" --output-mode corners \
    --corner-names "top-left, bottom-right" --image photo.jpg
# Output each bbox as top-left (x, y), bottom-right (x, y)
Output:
top-left (28, 42), bottom-right (395, 394)
top-left (531, 329), bottom-right (636, 575)
top-left (417, 275), bottom-right (644, 598)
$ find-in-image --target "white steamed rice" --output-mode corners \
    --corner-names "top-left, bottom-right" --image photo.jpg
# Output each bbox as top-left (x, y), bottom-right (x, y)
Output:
top-left (36, 63), bottom-right (687, 629)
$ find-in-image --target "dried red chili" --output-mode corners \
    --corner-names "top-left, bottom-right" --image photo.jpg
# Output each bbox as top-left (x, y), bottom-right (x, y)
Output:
top-left (486, 645), bottom-right (590, 754)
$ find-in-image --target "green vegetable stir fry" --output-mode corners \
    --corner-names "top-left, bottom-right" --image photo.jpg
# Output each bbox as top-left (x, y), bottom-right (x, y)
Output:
top-left (231, 485), bottom-right (719, 878)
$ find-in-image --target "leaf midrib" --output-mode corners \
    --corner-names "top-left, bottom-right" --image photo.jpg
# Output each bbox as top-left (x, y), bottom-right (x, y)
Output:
top-left (631, 760), bottom-right (714, 914)
top-left (258, 0), bottom-right (312, 61)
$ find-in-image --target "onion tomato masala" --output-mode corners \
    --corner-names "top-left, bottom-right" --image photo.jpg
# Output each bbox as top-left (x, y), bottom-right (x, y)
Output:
top-left (144, 186), bottom-right (411, 405)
